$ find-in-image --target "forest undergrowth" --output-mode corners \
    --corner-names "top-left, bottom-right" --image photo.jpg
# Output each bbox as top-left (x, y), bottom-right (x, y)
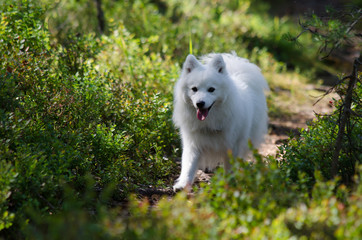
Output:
top-left (0, 0), bottom-right (361, 239)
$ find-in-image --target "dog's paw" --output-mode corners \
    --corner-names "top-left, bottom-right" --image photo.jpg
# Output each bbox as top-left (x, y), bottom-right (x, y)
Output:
top-left (173, 180), bottom-right (191, 192)
top-left (173, 181), bottom-right (186, 192)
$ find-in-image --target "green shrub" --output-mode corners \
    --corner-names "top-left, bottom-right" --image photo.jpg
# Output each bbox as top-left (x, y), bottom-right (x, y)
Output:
top-left (279, 81), bottom-right (362, 187)
top-left (0, 1), bottom-right (178, 236)
top-left (198, 152), bottom-right (308, 238)
top-left (0, 162), bottom-right (16, 231)
top-left (18, 157), bottom-right (361, 240)
top-left (44, 0), bottom-right (317, 72)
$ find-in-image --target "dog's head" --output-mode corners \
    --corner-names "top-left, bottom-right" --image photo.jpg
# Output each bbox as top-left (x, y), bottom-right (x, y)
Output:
top-left (179, 54), bottom-right (228, 121)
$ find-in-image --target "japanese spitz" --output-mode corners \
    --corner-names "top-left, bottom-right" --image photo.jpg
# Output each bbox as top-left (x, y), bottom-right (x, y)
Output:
top-left (172, 53), bottom-right (269, 190)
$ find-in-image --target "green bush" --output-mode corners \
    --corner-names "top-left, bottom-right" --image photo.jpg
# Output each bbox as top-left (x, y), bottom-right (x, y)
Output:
top-left (44, 0), bottom-right (317, 72)
top-left (22, 155), bottom-right (360, 240)
top-left (196, 152), bottom-right (310, 238)
top-left (0, 162), bottom-right (16, 231)
top-left (0, 0), bottom-right (178, 236)
top-left (279, 81), bottom-right (362, 187)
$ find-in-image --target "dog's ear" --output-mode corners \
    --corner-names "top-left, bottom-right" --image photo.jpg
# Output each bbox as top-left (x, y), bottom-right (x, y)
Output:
top-left (183, 54), bottom-right (201, 74)
top-left (210, 54), bottom-right (225, 74)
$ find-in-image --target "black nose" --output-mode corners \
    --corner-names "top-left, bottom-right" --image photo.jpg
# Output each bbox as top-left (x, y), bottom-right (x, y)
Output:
top-left (196, 101), bottom-right (205, 108)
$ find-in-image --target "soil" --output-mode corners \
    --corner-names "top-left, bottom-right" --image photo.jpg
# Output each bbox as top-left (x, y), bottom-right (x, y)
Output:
top-left (259, 85), bottom-right (337, 157)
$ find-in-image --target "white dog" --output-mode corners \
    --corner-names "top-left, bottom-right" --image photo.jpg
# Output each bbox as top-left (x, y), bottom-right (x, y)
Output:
top-left (172, 53), bottom-right (269, 190)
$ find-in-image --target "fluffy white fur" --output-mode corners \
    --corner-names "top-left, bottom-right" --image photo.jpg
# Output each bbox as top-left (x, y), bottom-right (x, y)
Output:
top-left (173, 53), bottom-right (269, 190)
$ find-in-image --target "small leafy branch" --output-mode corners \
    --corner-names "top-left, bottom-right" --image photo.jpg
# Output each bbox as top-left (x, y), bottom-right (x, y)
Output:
top-left (286, 7), bottom-right (361, 59)
top-left (288, 6), bottom-right (361, 181)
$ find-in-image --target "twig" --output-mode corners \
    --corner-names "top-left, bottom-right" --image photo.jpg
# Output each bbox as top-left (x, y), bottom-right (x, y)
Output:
top-left (313, 75), bottom-right (350, 106)
top-left (293, 9), bottom-right (361, 59)
top-left (321, 9), bottom-right (362, 59)
top-left (37, 192), bottom-right (57, 211)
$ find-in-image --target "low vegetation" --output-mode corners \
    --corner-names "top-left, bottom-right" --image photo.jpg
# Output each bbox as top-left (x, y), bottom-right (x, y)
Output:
top-left (0, 0), bottom-right (360, 239)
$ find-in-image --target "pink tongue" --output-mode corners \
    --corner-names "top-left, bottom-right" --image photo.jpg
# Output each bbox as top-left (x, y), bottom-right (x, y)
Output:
top-left (197, 109), bottom-right (209, 121)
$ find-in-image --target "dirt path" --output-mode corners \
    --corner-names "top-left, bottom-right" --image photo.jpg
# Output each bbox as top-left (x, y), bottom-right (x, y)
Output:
top-left (260, 86), bottom-right (336, 157)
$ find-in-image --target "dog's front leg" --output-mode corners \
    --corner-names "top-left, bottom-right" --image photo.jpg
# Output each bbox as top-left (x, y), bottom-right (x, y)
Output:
top-left (173, 145), bottom-right (200, 191)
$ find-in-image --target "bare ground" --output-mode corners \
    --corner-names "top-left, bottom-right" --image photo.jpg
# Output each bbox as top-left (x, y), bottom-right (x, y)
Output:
top-left (260, 85), bottom-right (337, 157)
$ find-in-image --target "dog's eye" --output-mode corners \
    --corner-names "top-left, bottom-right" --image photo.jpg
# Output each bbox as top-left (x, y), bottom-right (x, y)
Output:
top-left (208, 87), bottom-right (215, 93)
top-left (191, 87), bottom-right (198, 92)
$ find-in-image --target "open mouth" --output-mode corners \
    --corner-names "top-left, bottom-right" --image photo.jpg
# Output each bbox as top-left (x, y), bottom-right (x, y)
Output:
top-left (197, 102), bottom-right (214, 121)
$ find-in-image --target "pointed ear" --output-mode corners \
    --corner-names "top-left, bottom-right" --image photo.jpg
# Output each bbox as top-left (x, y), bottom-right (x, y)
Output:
top-left (210, 54), bottom-right (225, 73)
top-left (183, 54), bottom-right (201, 74)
